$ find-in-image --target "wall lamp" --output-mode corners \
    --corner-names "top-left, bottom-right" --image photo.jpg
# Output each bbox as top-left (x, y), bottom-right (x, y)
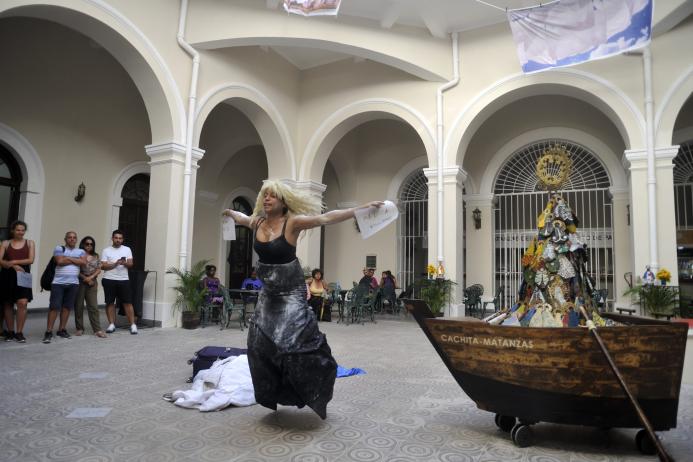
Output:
top-left (472, 208), bottom-right (482, 230)
top-left (74, 182), bottom-right (86, 202)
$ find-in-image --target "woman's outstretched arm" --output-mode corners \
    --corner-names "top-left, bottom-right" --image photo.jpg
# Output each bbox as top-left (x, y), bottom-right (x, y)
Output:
top-left (292, 201), bottom-right (384, 231)
top-left (222, 209), bottom-right (254, 228)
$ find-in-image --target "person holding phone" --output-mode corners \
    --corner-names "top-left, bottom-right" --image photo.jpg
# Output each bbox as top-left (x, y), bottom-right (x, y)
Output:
top-left (101, 229), bottom-right (137, 335)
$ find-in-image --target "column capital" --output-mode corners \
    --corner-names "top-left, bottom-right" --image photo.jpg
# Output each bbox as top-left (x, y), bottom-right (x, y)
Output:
top-left (463, 193), bottom-right (495, 207)
top-left (145, 142), bottom-right (204, 167)
top-left (622, 146), bottom-right (679, 171)
top-left (423, 165), bottom-right (468, 186)
top-left (282, 179), bottom-right (327, 196)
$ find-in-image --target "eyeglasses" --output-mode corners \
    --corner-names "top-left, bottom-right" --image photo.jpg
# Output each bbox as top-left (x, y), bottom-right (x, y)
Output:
top-left (84, 242), bottom-right (94, 246)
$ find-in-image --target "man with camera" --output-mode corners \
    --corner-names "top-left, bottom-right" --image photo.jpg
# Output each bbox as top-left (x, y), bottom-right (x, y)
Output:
top-left (101, 229), bottom-right (137, 335)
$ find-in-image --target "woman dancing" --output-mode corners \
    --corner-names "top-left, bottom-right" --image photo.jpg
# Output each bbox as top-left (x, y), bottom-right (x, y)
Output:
top-left (224, 180), bottom-right (381, 419)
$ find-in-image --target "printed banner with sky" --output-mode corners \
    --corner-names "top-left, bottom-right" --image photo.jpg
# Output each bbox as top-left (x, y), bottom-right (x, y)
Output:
top-left (283, 0), bottom-right (341, 17)
top-left (508, 0), bottom-right (653, 73)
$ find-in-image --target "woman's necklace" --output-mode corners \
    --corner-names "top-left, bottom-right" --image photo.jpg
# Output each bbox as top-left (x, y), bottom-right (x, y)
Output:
top-left (265, 218), bottom-right (281, 237)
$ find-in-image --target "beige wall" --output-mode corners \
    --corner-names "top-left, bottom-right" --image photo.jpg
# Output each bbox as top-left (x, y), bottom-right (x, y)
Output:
top-left (0, 17), bottom-right (151, 306)
top-left (322, 119), bottom-right (427, 288)
top-left (0, 1), bottom-right (690, 323)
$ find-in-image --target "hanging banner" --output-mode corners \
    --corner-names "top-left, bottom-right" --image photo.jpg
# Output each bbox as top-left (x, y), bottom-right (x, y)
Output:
top-left (354, 201), bottom-right (399, 240)
top-left (507, 0), bottom-right (652, 73)
top-left (283, 0), bottom-right (341, 17)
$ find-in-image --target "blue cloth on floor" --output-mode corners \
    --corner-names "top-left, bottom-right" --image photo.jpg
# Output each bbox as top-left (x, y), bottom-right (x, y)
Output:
top-left (336, 366), bottom-right (366, 378)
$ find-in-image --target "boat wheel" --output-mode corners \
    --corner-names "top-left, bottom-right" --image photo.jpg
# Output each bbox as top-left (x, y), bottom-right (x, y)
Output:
top-left (635, 429), bottom-right (657, 455)
top-left (511, 423), bottom-right (533, 448)
top-left (494, 414), bottom-right (516, 433)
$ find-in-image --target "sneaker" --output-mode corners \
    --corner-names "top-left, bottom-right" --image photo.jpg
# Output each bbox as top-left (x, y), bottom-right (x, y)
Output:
top-left (1, 329), bottom-right (9, 339)
top-left (130, 324), bottom-right (138, 335)
top-left (42, 331), bottom-right (53, 344)
top-left (14, 332), bottom-right (26, 343)
top-left (56, 329), bottom-right (71, 339)
top-left (4, 331), bottom-right (14, 342)
top-left (106, 324), bottom-right (116, 334)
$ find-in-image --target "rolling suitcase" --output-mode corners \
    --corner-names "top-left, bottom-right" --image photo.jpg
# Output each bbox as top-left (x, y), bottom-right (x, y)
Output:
top-left (187, 346), bottom-right (247, 381)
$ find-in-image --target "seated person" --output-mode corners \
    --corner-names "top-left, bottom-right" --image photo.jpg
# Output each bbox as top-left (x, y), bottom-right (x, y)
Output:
top-left (202, 265), bottom-right (224, 320)
top-left (240, 267), bottom-right (263, 290)
top-left (240, 267), bottom-right (262, 304)
top-left (308, 268), bottom-right (331, 321)
top-left (358, 267), bottom-right (378, 292)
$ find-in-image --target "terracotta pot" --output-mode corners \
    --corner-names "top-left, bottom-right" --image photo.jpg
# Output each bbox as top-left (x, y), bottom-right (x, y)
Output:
top-left (181, 311), bottom-right (200, 329)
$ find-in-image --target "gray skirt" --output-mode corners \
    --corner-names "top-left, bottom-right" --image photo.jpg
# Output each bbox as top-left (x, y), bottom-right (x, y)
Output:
top-left (248, 259), bottom-right (337, 419)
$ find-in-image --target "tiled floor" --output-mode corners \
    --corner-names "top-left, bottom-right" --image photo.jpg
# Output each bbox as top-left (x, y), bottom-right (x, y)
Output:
top-left (1, 312), bottom-right (691, 461)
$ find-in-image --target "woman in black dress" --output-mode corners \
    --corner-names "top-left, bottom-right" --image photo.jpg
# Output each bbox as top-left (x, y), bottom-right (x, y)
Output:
top-left (224, 180), bottom-right (381, 419)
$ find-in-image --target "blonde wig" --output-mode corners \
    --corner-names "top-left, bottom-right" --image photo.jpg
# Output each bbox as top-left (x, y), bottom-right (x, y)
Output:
top-left (252, 180), bottom-right (323, 217)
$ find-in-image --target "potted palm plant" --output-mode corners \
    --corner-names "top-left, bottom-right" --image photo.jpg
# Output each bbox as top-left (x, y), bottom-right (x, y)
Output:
top-left (416, 277), bottom-right (455, 317)
top-left (624, 283), bottom-right (679, 319)
top-left (167, 259), bottom-right (210, 329)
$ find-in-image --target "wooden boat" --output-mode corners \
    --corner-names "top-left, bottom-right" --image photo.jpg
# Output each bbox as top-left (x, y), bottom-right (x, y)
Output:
top-left (404, 299), bottom-right (688, 453)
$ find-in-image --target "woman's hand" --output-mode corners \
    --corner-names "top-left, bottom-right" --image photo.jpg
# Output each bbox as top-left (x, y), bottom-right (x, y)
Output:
top-left (13, 265), bottom-right (24, 272)
top-left (222, 209), bottom-right (251, 227)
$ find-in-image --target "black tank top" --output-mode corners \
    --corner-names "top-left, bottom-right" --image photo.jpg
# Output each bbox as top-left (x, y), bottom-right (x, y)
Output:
top-left (253, 217), bottom-right (296, 264)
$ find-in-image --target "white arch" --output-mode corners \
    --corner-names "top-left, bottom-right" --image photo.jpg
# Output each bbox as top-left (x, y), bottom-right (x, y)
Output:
top-left (446, 69), bottom-right (645, 167)
top-left (386, 156), bottom-right (429, 202)
top-left (218, 186), bottom-right (258, 285)
top-left (1, 0), bottom-right (185, 144)
top-left (195, 83), bottom-right (295, 180)
top-left (0, 122), bottom-right (45, 289)
top-left (478, 127), bottom-right (627, 195)
top-left (299, 98), bottom-right (436, 182)
top-left (108, 161), bottom-right (150, 240)
top-left (656, 65), bottom-right (693, 146)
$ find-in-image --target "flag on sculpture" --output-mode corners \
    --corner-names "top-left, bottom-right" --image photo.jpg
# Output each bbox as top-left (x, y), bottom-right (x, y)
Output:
top-left (283, 0), bottom-right (341, 17)
top-left (507, 0), bottom-right (653, 73)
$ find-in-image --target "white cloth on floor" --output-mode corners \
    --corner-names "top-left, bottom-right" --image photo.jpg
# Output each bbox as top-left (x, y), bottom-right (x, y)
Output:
top-left (172, 354), bottom-right (256, 411)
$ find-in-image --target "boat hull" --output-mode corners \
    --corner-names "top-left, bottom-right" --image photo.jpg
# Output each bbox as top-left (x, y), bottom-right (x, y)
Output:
top-left (404, 299), bottom-right (687, 430)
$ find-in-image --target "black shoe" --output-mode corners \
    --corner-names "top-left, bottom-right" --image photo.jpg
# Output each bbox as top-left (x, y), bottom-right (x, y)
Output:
top-left (42, 331), bottom-right (53, 344)
top-left (14, 332), bottom-right (26, 343)
top-left (1, 329), bottom-right (9, 339)
top-left (4, 331), bottom-right (14, 342)
top-left (56, 329), bottom-right (71, 339)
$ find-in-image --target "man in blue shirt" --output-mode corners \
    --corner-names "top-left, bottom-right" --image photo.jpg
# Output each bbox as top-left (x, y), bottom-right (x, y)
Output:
top-left (241, 268), bottom-right (263, 291)
top-left (43, 231), bottom-right (86, 344)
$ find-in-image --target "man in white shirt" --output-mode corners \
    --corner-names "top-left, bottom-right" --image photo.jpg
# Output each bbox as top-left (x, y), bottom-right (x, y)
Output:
top-left (101, 229), bottom-right (137, 334)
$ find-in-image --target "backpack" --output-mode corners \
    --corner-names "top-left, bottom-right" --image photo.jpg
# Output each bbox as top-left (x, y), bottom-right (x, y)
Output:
top-left (40, 246), bottom-right (64, 291)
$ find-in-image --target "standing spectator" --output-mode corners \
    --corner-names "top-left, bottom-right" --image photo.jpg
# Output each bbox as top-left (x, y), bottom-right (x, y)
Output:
top-left (380, 270), bottom-right (398, 310)
top-left (101, 229), bottom-right (137, 335)
top-left (0, 220), bottom-right (35, 343)
top-left (75, 236), bottom-right (106, 338)
top-left (43, 231), bottom-right (85, 344)
top-left (308, 268), bottom-right (330, 321)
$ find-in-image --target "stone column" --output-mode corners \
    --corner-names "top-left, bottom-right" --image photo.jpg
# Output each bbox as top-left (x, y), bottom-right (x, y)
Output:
top-left (286, 179), bottom-right (327, 272)
top-left (609, 186), bottom-right (632, 309)
top-left (624, 146), bottom-right (679, 298)
top-left (424, 166), bottom-right (467, 316)
top-left (463, 193), bottom-right (495, 310)
top-left (143, 142), bottom-right (203, 327)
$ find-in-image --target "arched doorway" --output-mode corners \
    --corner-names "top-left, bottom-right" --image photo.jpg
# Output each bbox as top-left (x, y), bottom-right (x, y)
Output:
top-left (397, 170), bottom-right (428, 292)
top-left (674, 141), bottom-right (693, 286)
top-left (494, 140), bottom-right (613, 304)
top-left (227, 197), bottom-right (254, 289)
top-left (0, 144), bottom-right (22, 240)
top-left (118, 174), bottom-right (150, 271)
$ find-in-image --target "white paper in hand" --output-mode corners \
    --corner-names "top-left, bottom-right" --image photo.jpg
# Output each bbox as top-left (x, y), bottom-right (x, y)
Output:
top-left (16, 272), bottom-right (32, 288)
top-left (222, 216), bottom-right (236, 241)
top-left (354, 200), bottom-right (399, 239)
